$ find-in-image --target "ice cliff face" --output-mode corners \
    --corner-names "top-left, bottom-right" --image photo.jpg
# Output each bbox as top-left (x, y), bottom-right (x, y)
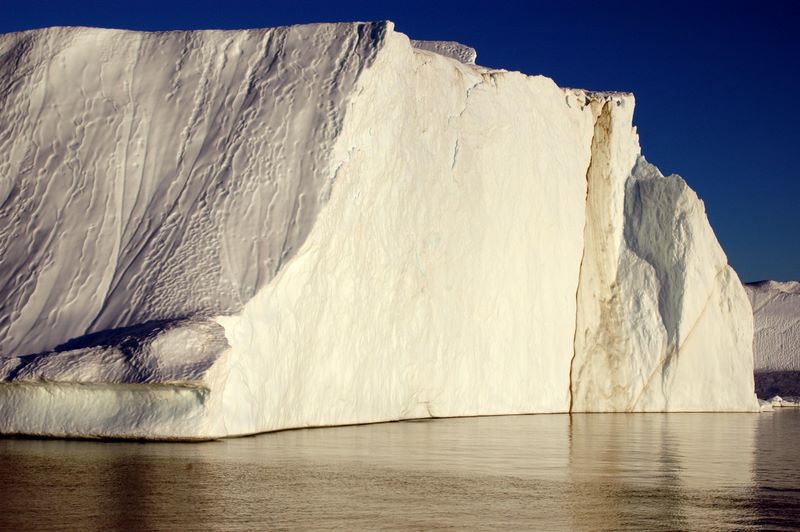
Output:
top-left (0, 21), bottom-right (759, 439)
top-left (745, 281), bottom-right (800, 397)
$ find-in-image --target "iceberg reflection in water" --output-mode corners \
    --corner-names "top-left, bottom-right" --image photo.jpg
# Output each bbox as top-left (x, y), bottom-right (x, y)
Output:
top-left (1, 411), bottom-right (798, 530)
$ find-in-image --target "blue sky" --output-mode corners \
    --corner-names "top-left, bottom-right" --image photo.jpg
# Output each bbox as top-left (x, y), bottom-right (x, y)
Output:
top-left (2, 0), bottom-right (798, 281)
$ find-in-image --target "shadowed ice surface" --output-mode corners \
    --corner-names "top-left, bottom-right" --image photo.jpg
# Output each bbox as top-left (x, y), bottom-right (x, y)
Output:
top-left (1, 411), bottom-right (799, 530)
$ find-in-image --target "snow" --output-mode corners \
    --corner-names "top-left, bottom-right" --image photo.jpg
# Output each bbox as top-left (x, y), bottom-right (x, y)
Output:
top-left (744, 280), bottom-right (800, 398)
top-left (0, 21), bottom-right (759, 440)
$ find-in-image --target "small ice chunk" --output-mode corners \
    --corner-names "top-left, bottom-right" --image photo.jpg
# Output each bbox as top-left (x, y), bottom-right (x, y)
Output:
top-left (768, 395), bottom-right (800, 407)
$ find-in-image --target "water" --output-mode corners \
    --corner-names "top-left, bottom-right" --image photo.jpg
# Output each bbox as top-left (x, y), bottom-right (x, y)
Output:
top-left (2, 411), bottom-right (799, 530)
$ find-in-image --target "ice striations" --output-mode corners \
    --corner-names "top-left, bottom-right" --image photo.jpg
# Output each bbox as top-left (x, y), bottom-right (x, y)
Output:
top-left (0, 21), bottom-right (759, 440)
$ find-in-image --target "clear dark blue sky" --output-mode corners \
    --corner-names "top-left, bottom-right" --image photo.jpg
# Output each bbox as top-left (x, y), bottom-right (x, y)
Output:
top-left (2, 1), bottom-right (798, 281)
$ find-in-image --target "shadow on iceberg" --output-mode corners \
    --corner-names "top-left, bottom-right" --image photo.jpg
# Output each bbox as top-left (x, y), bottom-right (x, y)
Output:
top-left (1, 318), bottom-right (228, 387)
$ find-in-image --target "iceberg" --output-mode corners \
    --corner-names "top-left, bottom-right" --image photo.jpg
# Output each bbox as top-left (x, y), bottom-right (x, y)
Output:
top-left (0, 21), bottom-right (759, 439)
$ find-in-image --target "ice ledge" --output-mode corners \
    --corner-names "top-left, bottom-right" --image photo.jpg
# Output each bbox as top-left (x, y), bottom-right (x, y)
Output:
top-left (0, 382), bottom-right (216, 440)
top-left (0, 318), bottom-right (230, 440)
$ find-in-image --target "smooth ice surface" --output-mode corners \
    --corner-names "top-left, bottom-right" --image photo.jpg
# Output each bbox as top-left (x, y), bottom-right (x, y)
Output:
top-left (745, 281), bottom-right (800, 397)
top-left (0, 21), bottom-right (758, 439)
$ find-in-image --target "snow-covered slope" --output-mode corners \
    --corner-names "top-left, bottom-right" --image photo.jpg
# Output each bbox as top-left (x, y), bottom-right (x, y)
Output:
top-left (0, 21), bottom-right (758, 439)
top-left (744, 281), bottom-right (800, 397)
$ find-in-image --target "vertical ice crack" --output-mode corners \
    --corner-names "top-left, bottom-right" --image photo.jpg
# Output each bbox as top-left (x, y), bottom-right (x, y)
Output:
top-left (568, 102), bottom-right (611, 412)
top-left (449, 74), bottom-right (486, 178)
top-left (568, 158), bottom-right (592, 412)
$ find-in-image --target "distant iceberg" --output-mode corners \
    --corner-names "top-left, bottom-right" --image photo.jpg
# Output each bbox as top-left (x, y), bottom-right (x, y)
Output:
top-left (745, 280), bottom-right (800, 399)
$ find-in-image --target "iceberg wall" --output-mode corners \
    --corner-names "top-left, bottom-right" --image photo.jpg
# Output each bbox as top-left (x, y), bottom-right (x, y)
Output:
top-left (0, 21), bottom-right (758, 439)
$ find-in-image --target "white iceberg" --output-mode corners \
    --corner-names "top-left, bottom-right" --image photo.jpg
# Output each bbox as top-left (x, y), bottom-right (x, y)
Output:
top-left (0, 21), bottom-right (758, 439)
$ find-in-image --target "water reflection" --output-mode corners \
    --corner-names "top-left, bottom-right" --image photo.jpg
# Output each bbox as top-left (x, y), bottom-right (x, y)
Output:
top-left (751, 412), bottom-right (800, 530)
top-left (568, 414), bottom-right (757, 530)
top-left (1, 412), bottom-right (798, 530)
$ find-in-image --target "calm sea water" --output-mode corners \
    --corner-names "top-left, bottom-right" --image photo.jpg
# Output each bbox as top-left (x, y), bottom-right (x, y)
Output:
top-left (1, 411), bottom-right (799, 530)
